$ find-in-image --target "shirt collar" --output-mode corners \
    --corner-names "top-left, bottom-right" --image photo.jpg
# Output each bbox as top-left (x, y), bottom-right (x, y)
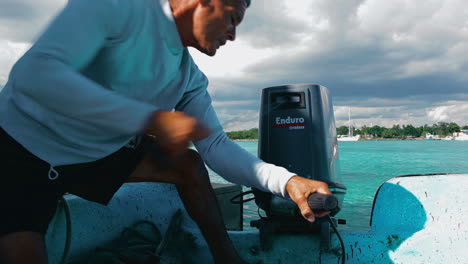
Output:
top-left (161, 0), bottom-right (184, 55)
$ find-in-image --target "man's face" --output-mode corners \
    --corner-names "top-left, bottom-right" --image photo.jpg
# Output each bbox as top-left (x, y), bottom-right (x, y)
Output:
top-left (191, 0), bottom-right (247, 56)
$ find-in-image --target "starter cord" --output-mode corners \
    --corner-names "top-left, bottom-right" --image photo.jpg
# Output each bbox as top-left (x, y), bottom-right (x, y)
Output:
top-left (229, 190), bottom-right (255, 204)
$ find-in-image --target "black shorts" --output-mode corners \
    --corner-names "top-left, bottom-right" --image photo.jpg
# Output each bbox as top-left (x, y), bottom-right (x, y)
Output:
top-left (0, 127), bottom-right (145, 237)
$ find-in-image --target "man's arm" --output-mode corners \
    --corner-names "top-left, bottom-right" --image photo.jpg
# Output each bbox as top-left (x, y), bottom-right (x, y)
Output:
top-left (173, 62), bottom-right (293, 195)
top-left (175, 63), bottom-right (331, 221)
top-left (11, 0), bottom-right (155, 135)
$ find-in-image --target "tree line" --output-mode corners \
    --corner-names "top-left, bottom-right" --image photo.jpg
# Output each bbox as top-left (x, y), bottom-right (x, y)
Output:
top-left (226, 128), bottom-right (259, 140)
top-left (226, 122), bottom-right (468, 140)
top-left (339, 122), bottom-right (468, 139)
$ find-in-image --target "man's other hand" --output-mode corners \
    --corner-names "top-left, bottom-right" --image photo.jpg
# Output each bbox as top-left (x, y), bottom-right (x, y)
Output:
top-left (144, 111), bottom-right (211, 155)
top-left (286, 176), bottom-right (332, 223)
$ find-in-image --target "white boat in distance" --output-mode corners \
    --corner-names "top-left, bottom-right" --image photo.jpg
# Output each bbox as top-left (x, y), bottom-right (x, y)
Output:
top-left (338, 134), bottom-right (361, 141)
top-left (425, 133), bottom-right (440, 140)
top-left (338, 107), bottom-right (360, 141)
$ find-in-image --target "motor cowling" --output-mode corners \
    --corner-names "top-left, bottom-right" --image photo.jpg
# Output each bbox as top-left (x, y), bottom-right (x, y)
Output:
top-left (253, 84), bottom-right (346, 217)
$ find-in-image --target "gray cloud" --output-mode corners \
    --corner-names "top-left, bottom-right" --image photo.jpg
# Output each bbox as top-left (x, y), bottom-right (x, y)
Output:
top-left (0, 1), bottom-right (38, 20)
top-left (0, 0), bottom-right (65, 42)
top-left (219, 0), bottom-right (468, 118)
top-left (238, 0), bottom-right (309, 48)
top-left (1, 0), bottom-right (466, 130)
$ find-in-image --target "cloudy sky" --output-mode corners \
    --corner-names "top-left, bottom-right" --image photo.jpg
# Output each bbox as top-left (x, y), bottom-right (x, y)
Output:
top-left (1, 0), bottom-right (467, 131)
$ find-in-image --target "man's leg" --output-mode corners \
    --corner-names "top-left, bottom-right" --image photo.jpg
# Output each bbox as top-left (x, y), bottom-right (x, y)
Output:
top-left (128, 149), bottom-right (245, 264)
top-left (0, 127), bottom-right (62, 264)
top-left (0, 232), bottom-right (48, 264)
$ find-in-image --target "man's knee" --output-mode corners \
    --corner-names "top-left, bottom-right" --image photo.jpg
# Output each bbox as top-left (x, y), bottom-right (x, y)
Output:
top-left (181, 149), bottom-right (204, 167)
top-left (177, 149), bottom-right (209, 185)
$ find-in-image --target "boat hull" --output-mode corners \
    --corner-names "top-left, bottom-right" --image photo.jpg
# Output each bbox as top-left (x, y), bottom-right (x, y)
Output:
top-left (337, 135), bottom-right (360, 141)
top-left (46, 174), bottom-right (468, 263)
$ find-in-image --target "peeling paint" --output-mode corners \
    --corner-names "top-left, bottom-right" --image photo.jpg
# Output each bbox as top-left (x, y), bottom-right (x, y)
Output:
top-left (386, 234), bottom-right (402, 250)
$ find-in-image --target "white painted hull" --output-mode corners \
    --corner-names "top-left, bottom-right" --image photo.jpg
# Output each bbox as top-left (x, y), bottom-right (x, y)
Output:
top-left (337, 135), bottom-right (360, 141)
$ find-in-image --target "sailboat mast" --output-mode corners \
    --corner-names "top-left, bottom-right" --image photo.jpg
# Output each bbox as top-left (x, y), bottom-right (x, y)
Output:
top-left (348, 107), bottom-right (351, 137)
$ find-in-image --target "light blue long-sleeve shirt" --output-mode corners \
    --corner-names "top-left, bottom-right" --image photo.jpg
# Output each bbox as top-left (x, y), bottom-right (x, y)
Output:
top-left (0, 0), bottom-right (295, 197)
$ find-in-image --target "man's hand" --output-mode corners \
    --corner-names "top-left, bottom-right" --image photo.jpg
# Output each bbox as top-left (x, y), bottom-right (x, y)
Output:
top-left (286, 176), bottom-right (332, 223)
top-left (144, 111), bottom-right (211, 160)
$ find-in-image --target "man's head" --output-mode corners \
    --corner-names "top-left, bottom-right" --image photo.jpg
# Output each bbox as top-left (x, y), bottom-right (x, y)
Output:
top-left (171, 0), bottom-right (249, 56)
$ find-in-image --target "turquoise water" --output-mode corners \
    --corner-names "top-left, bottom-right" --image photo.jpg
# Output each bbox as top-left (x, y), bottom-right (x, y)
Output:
top-left (208, 140), bottom-right (468, 230)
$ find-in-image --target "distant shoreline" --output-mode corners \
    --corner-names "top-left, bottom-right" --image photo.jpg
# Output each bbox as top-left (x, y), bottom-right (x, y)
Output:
top-left (359, 137), bottom-right (426, 141)
top-left (227, 124), bottom-right (468, 142)
top-left (232, 138), bottom-right (429, 141)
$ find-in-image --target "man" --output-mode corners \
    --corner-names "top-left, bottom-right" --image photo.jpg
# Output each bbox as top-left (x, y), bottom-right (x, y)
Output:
top-left (0, 0), bottom-right (331, 263)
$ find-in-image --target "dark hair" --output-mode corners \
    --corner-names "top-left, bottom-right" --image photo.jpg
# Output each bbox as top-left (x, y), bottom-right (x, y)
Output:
top-left (244, 0), bottom-right (251, 7)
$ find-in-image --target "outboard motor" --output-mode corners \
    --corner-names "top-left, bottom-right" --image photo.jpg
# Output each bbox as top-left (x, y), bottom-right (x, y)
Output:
top-left (250, 84), bottom-right (346, 250)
